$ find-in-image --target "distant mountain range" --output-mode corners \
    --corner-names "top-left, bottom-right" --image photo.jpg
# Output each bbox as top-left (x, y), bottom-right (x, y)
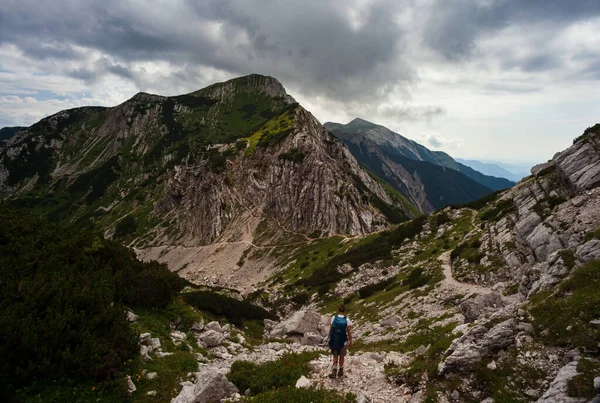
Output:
top-left (456, 158), bottom-right (531, 182)
top-left (325, 118), bottom-right (514, 213)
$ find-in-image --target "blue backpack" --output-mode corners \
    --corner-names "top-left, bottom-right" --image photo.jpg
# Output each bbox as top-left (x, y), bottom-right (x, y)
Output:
top-left (329, 316), bottom-right (348, 349)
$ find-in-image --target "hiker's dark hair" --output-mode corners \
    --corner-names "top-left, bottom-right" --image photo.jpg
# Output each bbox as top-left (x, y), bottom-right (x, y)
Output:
top-left (338, 304), bottom-right (346, 313)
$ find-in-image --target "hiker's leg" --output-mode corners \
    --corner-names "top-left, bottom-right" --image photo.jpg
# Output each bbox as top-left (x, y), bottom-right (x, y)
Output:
top-left (330, 351), bottom-right (339, 378)
top-left (338, 348), bottom-right (347, 377)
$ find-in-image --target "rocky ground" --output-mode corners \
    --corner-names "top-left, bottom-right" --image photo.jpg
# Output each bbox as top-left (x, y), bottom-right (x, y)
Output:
top-left (128, 126), bottom-right (600, 402)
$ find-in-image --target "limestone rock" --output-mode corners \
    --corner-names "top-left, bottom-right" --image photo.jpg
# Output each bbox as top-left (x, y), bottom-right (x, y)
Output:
top-left (460, 293), bottom-right (506, 323)
top-left (172, 370), bottom-right (238, 403)
top-left (191, 320), bottom-right (205, 332)
top-left (146, 372), bottom-right (158, 380)
top-left (575, 240), bottom-right (600, 265)
top-left (126, 375), bottom-right (136, 393)
top-left (301, 332), bottom-right (323, 346)
top-left (199, 330), bottom-right (224, 348)
top-left (537, 360), bottom-right (587, 402)
top-left (270, 310), bottom-right (321, 338)
top-left (380, 315), bottom-right (401, 327)
top-left (532, 161), bottom-right (555, 176)
top-left (171, 331), bottom-right (187, 344)
top-left (126, 311), bottom-right (139, 322)
top-left (295, 375), bottom-right (312, 389)
top-left (204, 321), bottom-right (222, 332)
top-left (140, 345), bottom-right (152, 361)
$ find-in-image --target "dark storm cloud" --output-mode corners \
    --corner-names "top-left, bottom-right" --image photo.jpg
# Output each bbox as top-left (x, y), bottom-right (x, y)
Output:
top-left (0, 0), bottom-right (599, 107)
top-left (0, 0), bottom-right (412, 101)
top-left (378, 105), bottom-right (445, 122)
top-left (423, 0), bottom-right (600, 62)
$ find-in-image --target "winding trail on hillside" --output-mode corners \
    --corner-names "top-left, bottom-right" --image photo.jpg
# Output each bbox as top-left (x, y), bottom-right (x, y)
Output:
top-left (438, 251), bottom-right (496, 296)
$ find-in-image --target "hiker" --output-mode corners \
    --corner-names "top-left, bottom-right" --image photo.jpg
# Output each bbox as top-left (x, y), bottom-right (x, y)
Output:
top-left (328, 304), bottom-right (353, 378)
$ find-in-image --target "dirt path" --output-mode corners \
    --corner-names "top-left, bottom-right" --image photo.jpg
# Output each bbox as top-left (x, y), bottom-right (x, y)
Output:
top-left (438, 251), bottom-right (495, 296)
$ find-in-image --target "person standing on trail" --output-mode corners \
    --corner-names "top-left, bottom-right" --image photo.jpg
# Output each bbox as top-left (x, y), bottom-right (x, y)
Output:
top-left (328, 304), bottom-right (353, 378)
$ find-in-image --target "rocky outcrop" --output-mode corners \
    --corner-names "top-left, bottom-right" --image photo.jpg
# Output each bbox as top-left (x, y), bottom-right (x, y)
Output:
top-left (439, 316), bottom-right (535, 375)
top-left (171, 369), bottom-right (238, 403)
top-left (537, 359), bottom-right (587, 403)
top-left (459, 292), bottom-right (508, 323)
top-left (267, 310), bottom-right (328, 343)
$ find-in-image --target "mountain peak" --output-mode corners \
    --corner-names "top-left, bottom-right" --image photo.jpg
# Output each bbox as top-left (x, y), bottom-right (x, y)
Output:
top-left (193, 74), bottom-right (295, 103)
top-left (347, 117), bottom-right (380, 129)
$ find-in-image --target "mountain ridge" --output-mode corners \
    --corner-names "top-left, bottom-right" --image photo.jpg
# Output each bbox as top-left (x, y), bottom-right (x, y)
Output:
top-left (0, 74), bottom-right (420, 289)
top-left (325, 118), bottom-right (514, 192)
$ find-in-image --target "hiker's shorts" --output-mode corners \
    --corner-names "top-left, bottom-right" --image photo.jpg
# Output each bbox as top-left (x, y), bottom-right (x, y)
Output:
top-left (331, 345), bottom-right (347, 356)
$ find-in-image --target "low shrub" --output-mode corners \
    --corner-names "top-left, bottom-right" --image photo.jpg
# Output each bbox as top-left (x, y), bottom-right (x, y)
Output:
top-left (114, 215), bottom-right (137, 238)
top-left (246, 386), bottom-right (355, 402)
top-left (291, 292), bottom-right (310, 305)
top-left (0, 204), bottom-right (182, 399)
top-left (183, 291), bottom-right (276, 326)
top-left (403, 267), bottom-right (432, 289)
top-left (228, 352), bottom-right (319, 395)
top-left (448, 189), bottom-right (504, 210)
top-left (278, 148), bottom-right (306, 164)
top-left (529, 260), bottom-right (600, 350)
top-left (296, 215), bottom-right (427, 289)
top-left (480, 199), bottom-right (514, 222)
top-left (358, 277), bottom-right (396, 299)
top-left (567, 358), bottom-right (600, 399)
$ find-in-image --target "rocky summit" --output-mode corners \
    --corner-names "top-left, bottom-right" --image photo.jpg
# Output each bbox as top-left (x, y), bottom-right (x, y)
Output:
top-left (1, 76), bottom-right (599, 403)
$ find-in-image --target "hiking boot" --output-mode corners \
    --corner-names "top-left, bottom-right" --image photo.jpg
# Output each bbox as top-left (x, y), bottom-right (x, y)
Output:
top-left (329, 368), bottom-right (337, 379)
top-left (337, 367), bottom-right (344, 377)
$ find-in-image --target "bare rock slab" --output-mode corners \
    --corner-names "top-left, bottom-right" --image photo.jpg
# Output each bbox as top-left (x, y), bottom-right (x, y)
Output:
top-left (172, 370), bottom-right (238, 403)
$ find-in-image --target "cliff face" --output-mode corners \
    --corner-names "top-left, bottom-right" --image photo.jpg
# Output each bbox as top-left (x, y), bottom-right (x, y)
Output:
top-left (0, 75), bottom-right (418, 249)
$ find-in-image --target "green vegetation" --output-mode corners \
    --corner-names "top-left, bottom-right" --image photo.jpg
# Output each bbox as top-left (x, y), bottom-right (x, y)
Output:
top-left (0, 204), bottom-right (183, 401)
top-left (451, 238), bottom-right (483, 263)
top-left (278, 148), bottom-right (306, 163)
top-left (573, 123), bottom-right (600, 143)
top-left (182, 290), bottom-right (277, 326)
top-left (384, 322), bottom-right (458, 392)
top-left (472, 349), bottom-right (547, 402)
top-left (244, 387), bottom-right (355, 402)
top-left (296, 216), bottom-right (427, 289)
top-left (528, 260), bottom-right (600, 350)
top-left (480, 198), bottom-right (514, 222)
top-left (358, 277), bottom-right (396, 299)
top-left (449, 189), bottom-right (504, 210)
top-left (228, 351), bottom-right (319, 395)
top-left (535, 164), bottom-right (556, 177)
top-left (584, 227), bottom-right (600, 242)
top-left (244, 103), bottom-right (298, 155)
top-left (115, 215), bottom-right (137, 238)
top-left (365, 168), bottom-right (423, 219)
top-left (567, 358), bottom-right (600, 399)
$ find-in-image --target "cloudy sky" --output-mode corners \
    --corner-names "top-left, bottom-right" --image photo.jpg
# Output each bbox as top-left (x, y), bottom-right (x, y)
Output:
top-left (1, 0), bottom-right (599, 164)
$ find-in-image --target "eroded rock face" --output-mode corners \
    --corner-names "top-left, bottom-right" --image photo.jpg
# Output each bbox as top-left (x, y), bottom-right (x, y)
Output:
top-left (536, 360), bottom-right (587, 403)
top-left (171, 370), bottom-right (238, 403)
top-left (460, 293), bottom-right (507, 323)
top-left (439, 318), bottom-right (522, 375)
top-left (451, 129), bottom-right (600, 297)
top-left (268, 310), bottom-right (324, 340)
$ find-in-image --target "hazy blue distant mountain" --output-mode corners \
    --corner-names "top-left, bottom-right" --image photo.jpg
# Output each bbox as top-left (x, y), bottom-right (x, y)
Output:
top-left (455, 158), bottom-right (529, 181)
